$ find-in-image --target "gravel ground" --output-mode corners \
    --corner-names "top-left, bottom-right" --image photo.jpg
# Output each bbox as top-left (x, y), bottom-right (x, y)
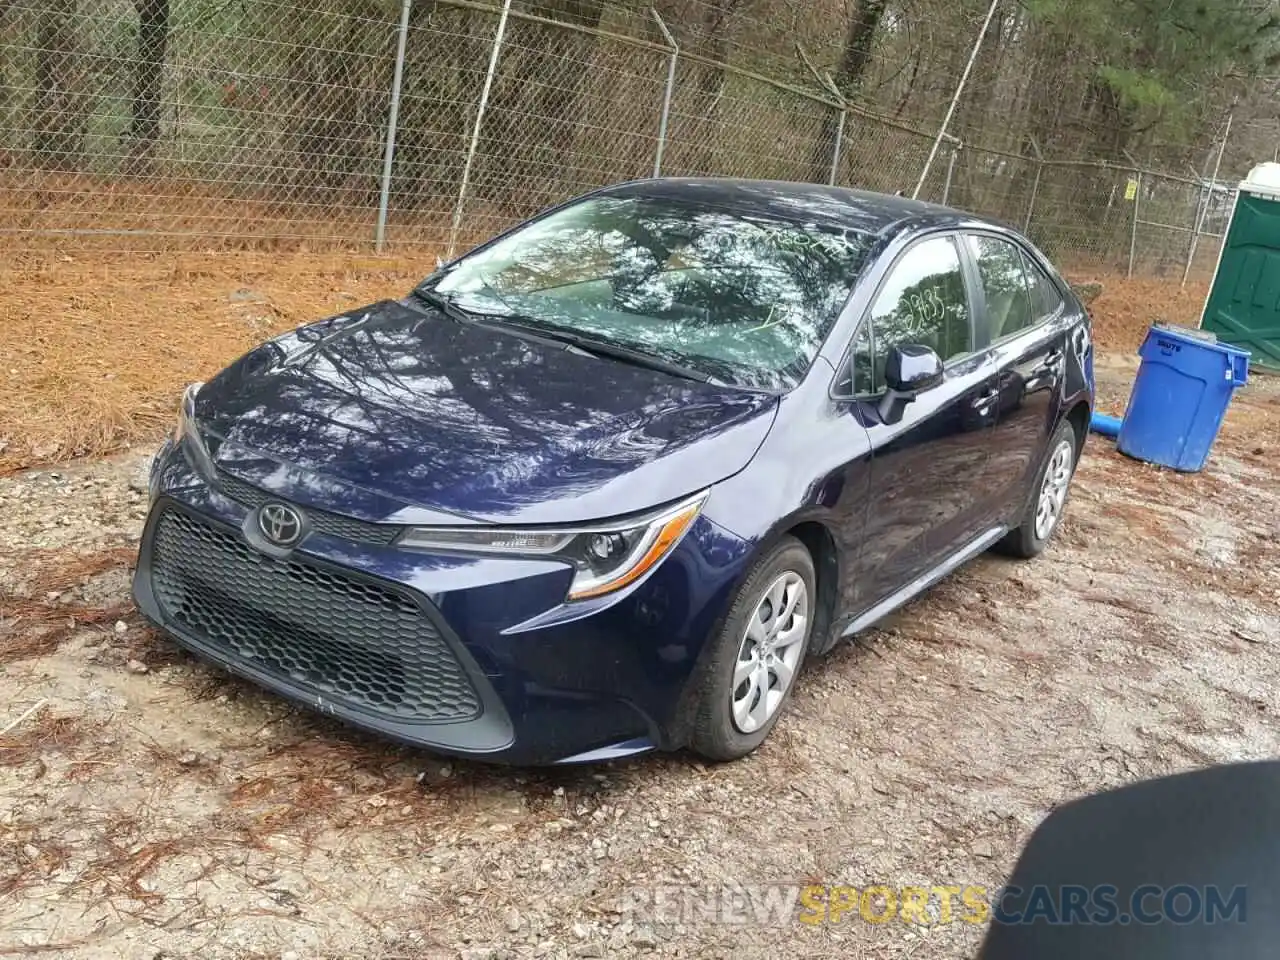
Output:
top-left (2, 354), bottom-right (1278, 960)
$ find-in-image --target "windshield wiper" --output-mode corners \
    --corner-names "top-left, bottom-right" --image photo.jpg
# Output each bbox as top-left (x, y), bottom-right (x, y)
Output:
top-left (417, 279), bottom-right (724, 386)
top-left (573, 335), bottom-right (721, 385)
top-left (488, 318), bottom-right (722, 385)
top-left (412, 287), bottom-right (475, 325)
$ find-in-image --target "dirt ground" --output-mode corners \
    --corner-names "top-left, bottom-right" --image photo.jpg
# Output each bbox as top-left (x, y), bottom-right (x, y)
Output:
top-left (2, 259), bottom-right (1279, 959)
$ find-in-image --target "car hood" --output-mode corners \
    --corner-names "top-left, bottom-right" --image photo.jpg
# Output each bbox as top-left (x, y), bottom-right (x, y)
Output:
top-left (195, 299), bottom-right (778, 526)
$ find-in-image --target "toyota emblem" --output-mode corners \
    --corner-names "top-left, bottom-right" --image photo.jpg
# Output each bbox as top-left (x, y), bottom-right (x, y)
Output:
top-left (257, 502), bottom-right (304, 547)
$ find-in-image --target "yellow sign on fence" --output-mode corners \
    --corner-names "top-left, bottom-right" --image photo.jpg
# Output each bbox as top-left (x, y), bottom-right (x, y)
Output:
top-left (1125, 178), bottom-right (1139, 201)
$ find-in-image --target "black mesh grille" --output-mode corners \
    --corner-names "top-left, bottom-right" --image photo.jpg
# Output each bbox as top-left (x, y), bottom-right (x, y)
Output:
top-left (215, 470), bottom-right (401, 546)
top-left (150, 507), bottom-right (481, 723)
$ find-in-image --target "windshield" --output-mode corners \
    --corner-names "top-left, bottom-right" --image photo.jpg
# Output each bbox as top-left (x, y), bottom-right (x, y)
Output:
top-left (425, 195), bottom-right (875, 390)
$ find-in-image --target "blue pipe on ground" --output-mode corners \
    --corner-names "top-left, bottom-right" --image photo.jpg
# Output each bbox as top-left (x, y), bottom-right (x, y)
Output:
top-left (1090, 412), bottom-right (1122, 438)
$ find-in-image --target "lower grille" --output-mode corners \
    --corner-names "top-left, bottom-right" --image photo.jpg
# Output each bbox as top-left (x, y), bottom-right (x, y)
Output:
top-left (149, 507), bottom-right (481, 723)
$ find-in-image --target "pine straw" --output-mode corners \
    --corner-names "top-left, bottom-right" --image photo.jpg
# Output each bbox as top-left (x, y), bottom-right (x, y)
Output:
top-left (0, 605), bottom-right (128, 665)
top-left (0, 545), bottom-right (138, 664)
top-left (0, 250), bottom-right (429, 475)
top-left (0, 172), bottom-right (447, 250)
top-left (25, 545), bottom-right (138, 595)
top-left (1080, 271), bottom-right (1212, 353)
top-left (0, 706), bottom-right (90, 770)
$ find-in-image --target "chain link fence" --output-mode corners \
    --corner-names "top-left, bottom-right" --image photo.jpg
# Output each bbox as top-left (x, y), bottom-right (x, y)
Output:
top-left (0, 0), bottom-right (1252, 277)
top-left (941, 150), bottom-right (1238, 282)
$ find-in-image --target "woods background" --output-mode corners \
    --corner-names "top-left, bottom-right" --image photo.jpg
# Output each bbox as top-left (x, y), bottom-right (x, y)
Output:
top-left (1, 0), bottom-right (1278, 275)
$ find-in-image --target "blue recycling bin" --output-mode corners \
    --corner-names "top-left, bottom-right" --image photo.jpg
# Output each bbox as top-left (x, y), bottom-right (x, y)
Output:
top-left (1116, 324), bottom-right (1250, 472)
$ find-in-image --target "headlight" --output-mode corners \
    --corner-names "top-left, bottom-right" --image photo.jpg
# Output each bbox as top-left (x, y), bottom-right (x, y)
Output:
top-left (397, 491), bottom-right (707, 601)
top-left (172, 381), bottom-right (214, 476)
top-left (172, 381), bottom-right (204, 445)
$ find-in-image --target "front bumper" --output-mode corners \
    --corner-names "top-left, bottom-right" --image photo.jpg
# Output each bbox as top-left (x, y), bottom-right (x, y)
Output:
top-left (132, 442), bottom-right (753, 765)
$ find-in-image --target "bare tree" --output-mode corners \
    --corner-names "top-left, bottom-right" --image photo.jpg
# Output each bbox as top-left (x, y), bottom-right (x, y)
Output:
top-left (125, 0), bottom-right (170, 177)
top-left (32, 0), bottom-right (85, 171)
top-left (810, 0), bottom-right (888, 181)
top-left (685, 0), bottom-right (748, 175)
top-left (392, 2), bottom-right (487, 212)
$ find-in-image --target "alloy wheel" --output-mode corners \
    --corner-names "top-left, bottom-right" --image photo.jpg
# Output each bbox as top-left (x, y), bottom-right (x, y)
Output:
top-left (1034, 438), bottom-right (1075, 541)
top-left (730, 571), bottom-right (808, 734)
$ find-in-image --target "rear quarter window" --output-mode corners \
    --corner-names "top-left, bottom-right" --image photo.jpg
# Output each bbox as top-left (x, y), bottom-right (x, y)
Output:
top-left (1021, 251), bottom-right (1067, 319)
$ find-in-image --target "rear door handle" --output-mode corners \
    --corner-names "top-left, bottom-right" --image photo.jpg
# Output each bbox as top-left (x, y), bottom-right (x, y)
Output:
top-left (1039, 349), bottom-right (1065, 375)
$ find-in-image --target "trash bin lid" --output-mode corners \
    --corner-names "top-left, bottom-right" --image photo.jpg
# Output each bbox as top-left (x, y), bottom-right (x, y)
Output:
top-left (1147, 323), bottom-right (1251, 358)
top-left (1155, 322), bottom-right (1218, 344)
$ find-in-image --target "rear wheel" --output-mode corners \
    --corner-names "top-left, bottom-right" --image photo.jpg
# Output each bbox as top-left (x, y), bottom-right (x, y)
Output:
top-left (997, 418), bottom-right (1079, 559)
top-left (690, 537), bottom-right (815, 762)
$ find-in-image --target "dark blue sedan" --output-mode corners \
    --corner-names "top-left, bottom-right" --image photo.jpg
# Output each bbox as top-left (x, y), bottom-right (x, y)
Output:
top-left (133, 179), bottom-right (1094, 764)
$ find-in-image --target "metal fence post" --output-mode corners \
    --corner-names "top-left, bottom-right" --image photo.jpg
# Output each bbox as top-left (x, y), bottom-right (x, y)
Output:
top-left (375, 0), bottom-right (413, 253)
top-left (446, 0), bottom-right (513, 261)
top-left (1023, 138), bottom-right (1043, 233)
top-left (941, 140), bottom-right (958, 205)
top-left (794, 47), bottom-right (848, 188)
top-left (828, 109), bottom-right (847, 186)
top-left (1128, 169), bottom-right (1142, 279)
top-left (1182, 111), bottom-right (1233, 288)
top-left (913, 0), bottom-right (1001, 199)
top-left (651, 8), bottom-right (677, 178)
top-left (1023, 161), bottom-right (1043, 233)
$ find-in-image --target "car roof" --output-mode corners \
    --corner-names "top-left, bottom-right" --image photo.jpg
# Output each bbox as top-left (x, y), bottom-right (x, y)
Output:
top-left (598, 177), bottom-right (1004, 239)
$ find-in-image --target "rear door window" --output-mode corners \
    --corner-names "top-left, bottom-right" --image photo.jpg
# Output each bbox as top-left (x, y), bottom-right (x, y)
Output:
top-left (968, 235), bottom-right (1035, 341)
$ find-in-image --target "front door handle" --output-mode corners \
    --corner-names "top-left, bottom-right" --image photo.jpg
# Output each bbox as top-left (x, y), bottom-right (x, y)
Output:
top-left (972, 387), bottom-right (1001, 416)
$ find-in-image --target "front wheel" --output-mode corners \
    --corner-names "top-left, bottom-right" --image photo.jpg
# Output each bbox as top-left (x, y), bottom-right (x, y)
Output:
top-left (689, 537), bottom-right (816, 762)
top-left (997, 418), bottom-right (1079, 559)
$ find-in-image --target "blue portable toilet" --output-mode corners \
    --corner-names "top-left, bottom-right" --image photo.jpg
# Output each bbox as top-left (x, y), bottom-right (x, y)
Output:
top-left (1116, 324), bottom-right (1249, 472)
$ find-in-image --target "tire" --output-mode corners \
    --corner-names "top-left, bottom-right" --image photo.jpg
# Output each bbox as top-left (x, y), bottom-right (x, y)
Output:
top-left (690, 536), bottom-right (816, 762)
top-left (996, 418), bottom-right (1080, 559)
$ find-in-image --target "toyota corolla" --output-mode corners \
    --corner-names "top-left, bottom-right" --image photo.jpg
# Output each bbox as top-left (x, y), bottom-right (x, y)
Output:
top-left (133, 178), bottom-right (1093, 764)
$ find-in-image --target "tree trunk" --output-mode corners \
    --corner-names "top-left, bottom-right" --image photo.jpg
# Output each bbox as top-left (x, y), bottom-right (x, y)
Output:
top-left (810, 0), bottom-right (887, 183)
top-left (32, 0), bottom-right (85, 171)
top-left (282, 2), bottom-right (382, 204)
top-left (126, 0), bottom-right (170, 177)
top-left (687, 0), bottom-right (741, 175)
top-left (522, 0), bottom-right (606, 194)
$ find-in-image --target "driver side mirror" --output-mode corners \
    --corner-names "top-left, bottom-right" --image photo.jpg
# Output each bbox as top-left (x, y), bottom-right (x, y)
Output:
top-left (878, 344), bottom-right (943, 424)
